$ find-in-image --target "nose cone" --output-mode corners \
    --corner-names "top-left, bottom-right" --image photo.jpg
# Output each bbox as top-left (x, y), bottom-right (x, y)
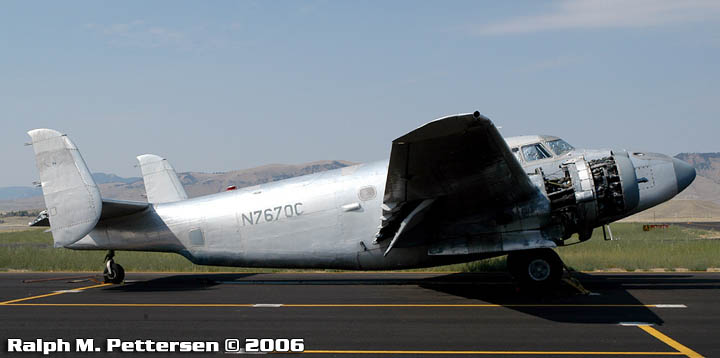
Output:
top-left (672, 158), bottom-right (696, 193)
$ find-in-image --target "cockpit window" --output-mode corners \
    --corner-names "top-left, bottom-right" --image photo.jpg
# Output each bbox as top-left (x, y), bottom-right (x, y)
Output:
top-left (546, 139), bottom-right (574, 156)
top-left (522, 143), bottom-right (552, 162)
top-left (511, 147), bottom-right (522, 162)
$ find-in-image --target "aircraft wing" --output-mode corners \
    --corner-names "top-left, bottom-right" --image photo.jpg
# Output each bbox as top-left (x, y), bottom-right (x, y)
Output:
top-left (378, 112), bottom-right (540, 254)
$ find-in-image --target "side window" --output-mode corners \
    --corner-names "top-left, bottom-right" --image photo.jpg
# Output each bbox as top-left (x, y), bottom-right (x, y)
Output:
top-left (189, 228), bottom-right (205, 246)
top-left (522, 143), bottom-right (552, 162)
top-left (511, 148), bottom-right (522, 162)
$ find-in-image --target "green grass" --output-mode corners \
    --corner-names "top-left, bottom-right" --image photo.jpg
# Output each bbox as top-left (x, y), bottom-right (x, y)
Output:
top-left (557, 223), bottom-right (720, 271)
top-left (0, 230), bottom-right (260, 272)
top-left (1, 223), bottom-right (718, 272)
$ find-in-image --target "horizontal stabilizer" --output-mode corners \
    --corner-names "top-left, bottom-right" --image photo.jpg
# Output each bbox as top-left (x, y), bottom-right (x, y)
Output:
top-left (137, 154), bottom-right (188, 204)
top-left (29, 199), bottom-right (148, 227)
top-left (100, 198), bottom-right (149, 220)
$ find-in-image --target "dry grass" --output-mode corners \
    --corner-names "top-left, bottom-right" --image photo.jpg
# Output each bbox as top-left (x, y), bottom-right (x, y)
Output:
top-left (1, 223), bottom-right (718, 272)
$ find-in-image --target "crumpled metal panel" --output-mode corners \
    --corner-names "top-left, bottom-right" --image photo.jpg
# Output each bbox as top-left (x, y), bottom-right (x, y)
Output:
top-left (384, 112), bottom-right (537, 204)
top-left (27, 129), bottom-right (102, 247)
top-left (427, 230), bottom-right (556, 256)
top-left (378, 112), bottom-right (541, 241)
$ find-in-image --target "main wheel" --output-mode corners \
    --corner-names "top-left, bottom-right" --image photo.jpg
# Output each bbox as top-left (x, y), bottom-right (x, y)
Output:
top-left (507, 249), bottom-right (563, 288)
top-left (103, 262), bottom-right (125, 284)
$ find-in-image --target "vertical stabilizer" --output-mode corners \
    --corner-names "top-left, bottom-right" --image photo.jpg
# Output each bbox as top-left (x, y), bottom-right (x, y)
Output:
top-left (136, 154), bottom-right (188, 203)
top-left (27, 129), bottom-right (102, 247)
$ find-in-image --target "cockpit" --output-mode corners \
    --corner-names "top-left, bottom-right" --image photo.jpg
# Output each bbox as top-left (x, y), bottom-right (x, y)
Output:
top-left (507, 136), bottom-right (575, 164)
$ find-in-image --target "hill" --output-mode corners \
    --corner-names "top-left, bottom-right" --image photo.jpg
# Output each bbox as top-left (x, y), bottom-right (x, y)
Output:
top-left (4, 152), bottom-right (720, 222)
top-left (674, 153), bottom-right (720, 185)
top-left (0, 160), bottom-right (353, 211)
top-left (622, 153), bottom-right (720, 222)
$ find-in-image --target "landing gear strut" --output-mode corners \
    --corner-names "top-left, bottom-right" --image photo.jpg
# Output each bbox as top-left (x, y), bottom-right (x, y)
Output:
top-left (507, 248), bottom-right (563, 289)
top-left (103, 250), bottom-right (125, 284)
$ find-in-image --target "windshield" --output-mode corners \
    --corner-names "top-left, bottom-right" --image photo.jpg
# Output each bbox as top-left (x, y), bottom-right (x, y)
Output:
top-left (522, 143), bottom-right (552, 162)
top-left (546, 139), bottom-right (574, 156)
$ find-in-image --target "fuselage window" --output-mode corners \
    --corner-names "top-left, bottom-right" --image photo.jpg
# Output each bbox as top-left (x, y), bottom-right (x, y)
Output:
top-left (522, 143), bottom-right (552, 162)
top-left (189, 228), bottom-right (205, 246)
top-left (511, 147), bottom-right (522, 162)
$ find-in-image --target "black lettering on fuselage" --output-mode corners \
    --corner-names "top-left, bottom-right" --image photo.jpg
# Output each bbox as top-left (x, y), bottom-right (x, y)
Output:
top-left (241, 202), bottom-right (304, 226)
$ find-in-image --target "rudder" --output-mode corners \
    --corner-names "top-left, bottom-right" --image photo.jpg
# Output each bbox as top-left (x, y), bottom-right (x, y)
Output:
top-left (27, 129), bottom-right (102, 247)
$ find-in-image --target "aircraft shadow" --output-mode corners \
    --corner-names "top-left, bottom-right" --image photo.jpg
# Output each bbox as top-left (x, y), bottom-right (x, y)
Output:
top-left (419, 272), bottom-right (719, 325)
top-left (104, 271), bottom-right (720, 326)
top-left (105, 273), bottom-right (260, 292)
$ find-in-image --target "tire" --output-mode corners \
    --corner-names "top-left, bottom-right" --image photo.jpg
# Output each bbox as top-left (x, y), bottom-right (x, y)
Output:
top-left (103, 262), bottom-right (125, 284)
top-left (508, 249), bottom-right (563, 289)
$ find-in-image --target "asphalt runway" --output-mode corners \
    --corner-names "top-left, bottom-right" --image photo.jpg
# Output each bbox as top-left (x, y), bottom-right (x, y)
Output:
top-left (668, 222), bottom-right (720, 232)
top-left (1, 272), bottom-right (718, 357)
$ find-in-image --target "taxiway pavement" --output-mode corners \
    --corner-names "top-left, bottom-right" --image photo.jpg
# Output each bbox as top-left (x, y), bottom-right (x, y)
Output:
top-left (1, 271), bottom-right (717, 357)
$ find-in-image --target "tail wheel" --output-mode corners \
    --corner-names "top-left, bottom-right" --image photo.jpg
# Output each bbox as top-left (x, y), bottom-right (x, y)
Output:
top-left (507, 249), bottom-right (563, 288)
top-left (103, 261), bottom-right (125, 284)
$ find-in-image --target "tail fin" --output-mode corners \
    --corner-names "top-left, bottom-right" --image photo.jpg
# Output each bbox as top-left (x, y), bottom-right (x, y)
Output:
top-left (136, 154), bottom-right (188, 203)
top-left (27, 129), bottom-right (102, 247)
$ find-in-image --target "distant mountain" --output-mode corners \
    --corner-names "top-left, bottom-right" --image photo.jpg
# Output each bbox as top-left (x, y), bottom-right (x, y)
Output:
top-left (91, 172), bottom-right (141, 185)
top-left (6, 155), bottom-right (720, 222)
top-left (0, 173), bottom-right (141, 201)
top-left (674, 153), bottom-right (720, 185)
top-left (0, 186), bottom-right (42, 201)
top-left (0, 160), bottom-right (354, 211)
top-left (624, 153), bottom-right (720, 221)
top-left (93, 160), bottom-right (355, 201)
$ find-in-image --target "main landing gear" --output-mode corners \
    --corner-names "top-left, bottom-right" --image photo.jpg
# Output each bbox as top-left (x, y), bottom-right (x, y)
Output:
top-left (507, 248), bottom-right (563, 289)
top-left (103, 250), bottom-right (125, 284)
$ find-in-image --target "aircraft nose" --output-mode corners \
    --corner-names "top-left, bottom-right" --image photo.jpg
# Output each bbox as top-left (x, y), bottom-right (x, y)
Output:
top-left (672, 158), bottom-right (696, 193)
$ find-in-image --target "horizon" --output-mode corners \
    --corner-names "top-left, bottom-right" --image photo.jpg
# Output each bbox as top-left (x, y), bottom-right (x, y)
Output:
top-left (3, 150), bottom-right (717, 192)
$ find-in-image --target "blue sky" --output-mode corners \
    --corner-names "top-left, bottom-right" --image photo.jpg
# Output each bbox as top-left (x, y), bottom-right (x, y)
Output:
top-left (1, 1), bottom-right (719, 187)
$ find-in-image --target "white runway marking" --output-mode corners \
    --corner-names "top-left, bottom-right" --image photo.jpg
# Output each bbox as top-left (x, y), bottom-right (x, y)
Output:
top-left (619, 322), bottom-right (654, 326)
top-left (655, 304), bottom-right (687, 308)
top-left (252, 304), bottom-right (283, 307)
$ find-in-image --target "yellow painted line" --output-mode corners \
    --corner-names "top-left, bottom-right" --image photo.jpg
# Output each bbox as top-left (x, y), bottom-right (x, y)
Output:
top-left (2, 303), bottom-right (677, 308)
top-left (284, 304), bottom-right (671, 308)
top-left (6, 303), bottom-right (254, 307)
top-left (0, 283), bottom-right (111, 305)
top-left (638, 325), bottom-right (704, 358)
top-left (302, 349), bottom-right (683, 355)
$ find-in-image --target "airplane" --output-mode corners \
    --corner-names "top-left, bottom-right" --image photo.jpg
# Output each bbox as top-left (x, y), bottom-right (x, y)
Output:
top-left (26, 111), bottom-right (696, 287)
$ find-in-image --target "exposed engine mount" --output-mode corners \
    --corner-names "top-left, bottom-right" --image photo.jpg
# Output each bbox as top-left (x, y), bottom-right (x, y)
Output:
top-left (544, 156), bottom-right (628, 242)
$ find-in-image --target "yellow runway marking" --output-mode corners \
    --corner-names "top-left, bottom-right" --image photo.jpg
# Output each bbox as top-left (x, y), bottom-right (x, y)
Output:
top-left (6, 303), bottom-right (255, 307)
top-left (1, 303), bottom-right (686, 308)
top-left (0, 283), bottom-right (111, 305)
top-left (638, 325), bottom-right (704, 358)
top-left (283, 304), bottom-right (677, 308)
top-left (302, 350), bottom-right (683, 355)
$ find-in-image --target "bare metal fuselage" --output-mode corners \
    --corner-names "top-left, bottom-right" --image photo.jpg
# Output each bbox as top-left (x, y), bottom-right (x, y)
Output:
top-left (70, 160), bottom-right (429, 270)
top-left (63, 144), bottom-right (692, 270)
